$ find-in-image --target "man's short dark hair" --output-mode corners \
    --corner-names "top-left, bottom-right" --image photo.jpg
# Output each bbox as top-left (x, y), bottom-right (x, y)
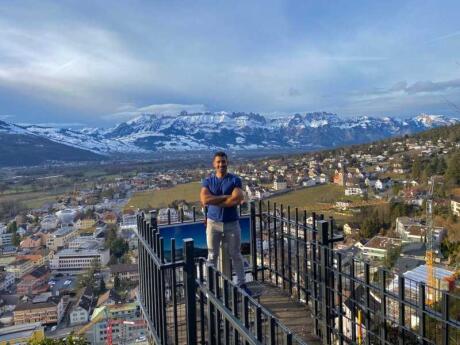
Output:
top-left (213, 151), bottom-right (228, 160)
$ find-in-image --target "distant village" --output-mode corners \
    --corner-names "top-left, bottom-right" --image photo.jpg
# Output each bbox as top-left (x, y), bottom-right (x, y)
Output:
top-left (0, 131), bottom-right (458, 344)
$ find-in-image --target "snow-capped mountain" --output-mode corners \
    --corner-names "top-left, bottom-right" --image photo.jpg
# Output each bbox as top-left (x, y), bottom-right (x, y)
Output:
top-left (1, 112), bottom-right (458, 156)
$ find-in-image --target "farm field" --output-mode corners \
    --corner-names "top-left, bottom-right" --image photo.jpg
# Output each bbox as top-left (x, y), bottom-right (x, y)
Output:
top-left (125, 181), bottom-right (202, 210)
top-left (267, 184), bottom-right (361, 224)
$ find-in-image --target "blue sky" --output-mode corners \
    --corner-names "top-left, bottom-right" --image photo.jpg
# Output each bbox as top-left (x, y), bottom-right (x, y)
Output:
top-left (0, 0), bottom-right (460, 127)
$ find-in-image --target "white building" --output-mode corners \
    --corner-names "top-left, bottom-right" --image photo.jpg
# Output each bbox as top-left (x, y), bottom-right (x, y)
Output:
top-left (120, 214), bottom-right (138, 230)
top-left (302, 179), bottom-right (316, 187)
top-left (362, 236), bottom-right (402, 260)
top-left (273, 179), bottom-right (287, 191)
top-left (55, 209), bottom-right (77, 224)
top-left (46, 225), bottom-right (78, 250)
top-left (158, 208), bottom-right (179, 224)
top-left (451, 198), bottom-right (460, 216)
top-left (40, 215), bottom-right (59, 231)
top-left (344, 186), bottom-right (366, 196)
top-left (0, 233), bottom-right (13, 247)
top-left (50, 248), bottom-right (110, 271)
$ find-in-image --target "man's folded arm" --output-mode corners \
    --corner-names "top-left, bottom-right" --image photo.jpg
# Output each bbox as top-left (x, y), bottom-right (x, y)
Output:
top-left (218, 187), bottom-right (244, 207)
top-left (200, 187), bottom-right (229, 206)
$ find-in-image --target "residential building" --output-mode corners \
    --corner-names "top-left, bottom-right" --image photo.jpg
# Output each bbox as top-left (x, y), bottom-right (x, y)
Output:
top-left (16, 266), bottom-right (50, 296)
top-left (0, 233), bottom-right (13, 248)
top-left (343, 223), bottom-right (360, 236)
top-left (19, 235), bottom-right (41, 249)
top-left (157, 208), bottom-right (179, 224)
top-left (395, 217), bottom-right (419, 235)
top-left (120, 214), bottom-right (137, 230)
top-left (102, 212), bottom-right (118, 225)
top-left (0, 271), bottom-right (15, 292)
top-left (70, 286), bottom-right (95, 326)
top-left (96, 289), bottom-right (123, 307)
top-left (40, 215), bottom-right (58, 231)
top-left (362, 236), bottom-right (402, 259)
top-left (344, 185), bottom-right (366, 196)
top-left (375, 178), bottom-right (392, 191)
top-left (50, 247), bottom-right (110, 271)
top-left (6, 259), bottom-right (35, 279)
top-left (0, 323), bottom-right (44, 345)
top-left (451, 197), bottom-right (460, 216)
top-left (84, 302), bottom-right (147, 345)
top-left (75, 218), bottom-right (97, 231)
top-left (110, 264), bottom-right (139, 282)
top-left (46, 225), bottom-right (78, 250)
top-left (273, 178), bottom-right (287, 191)
top-left (398, 224), bottom-right (446, 244)
top-left (336, 201), bottom-right (351, 210)
top-left (13, 294), bottom-right (68, 325)
top-left (333, 170), bottom-right (346, 186)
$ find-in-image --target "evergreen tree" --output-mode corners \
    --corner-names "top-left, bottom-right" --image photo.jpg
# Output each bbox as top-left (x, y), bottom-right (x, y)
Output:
top-left (445, 151), bottom-right (460, 186)
top-left (411, 158), bottom-right (422, 179)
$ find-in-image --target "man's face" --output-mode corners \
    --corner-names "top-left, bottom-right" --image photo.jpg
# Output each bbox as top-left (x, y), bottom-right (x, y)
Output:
top-left (213, 156), bottom-right (228, 175)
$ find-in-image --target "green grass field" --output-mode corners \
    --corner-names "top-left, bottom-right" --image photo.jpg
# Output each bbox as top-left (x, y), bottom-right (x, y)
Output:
top-left (267, 184), bottom-right (352, 224)
top-left (0, 190), bottom-right (61, 209)
top-left (268, 184), bottom-right (344, 207)
top-left (125, 181), bottom-right (202, 210)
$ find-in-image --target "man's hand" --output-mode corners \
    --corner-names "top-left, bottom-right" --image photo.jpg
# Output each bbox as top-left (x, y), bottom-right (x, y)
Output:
top-left (217, 187), bottom-right (244, 207)
top-left (200, 187), bottom-right (229, 206)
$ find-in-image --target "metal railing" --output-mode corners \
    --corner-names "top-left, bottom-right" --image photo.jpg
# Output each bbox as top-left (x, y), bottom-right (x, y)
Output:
top-left (137, 201), bottom-right (460, 345)
top-left (251, 201), bottom-right (460, 345)
top-left (137, 210), bottom-right (302, 345)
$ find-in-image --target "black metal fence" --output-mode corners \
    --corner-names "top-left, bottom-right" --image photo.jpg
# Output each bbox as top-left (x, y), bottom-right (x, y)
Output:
top-left (137, 201), bottom-right (460, 345)
top-left (137, 210), bottom-right (302, 345)
top-left (251, 201), bottom-right (460, 345)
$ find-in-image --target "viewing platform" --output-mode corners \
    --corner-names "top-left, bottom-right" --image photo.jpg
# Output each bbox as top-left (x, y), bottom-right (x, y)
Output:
top-left (135, 202), bottom-right (460, 345)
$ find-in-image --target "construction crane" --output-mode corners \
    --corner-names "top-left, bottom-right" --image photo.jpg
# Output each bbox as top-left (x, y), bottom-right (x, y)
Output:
top-left (426, 176), bottom-right (436, 305)
top-left (76, 305), bottom-right (146, 345)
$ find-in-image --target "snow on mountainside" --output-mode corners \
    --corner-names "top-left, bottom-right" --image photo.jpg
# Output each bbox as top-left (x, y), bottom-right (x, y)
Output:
top-left (1, 113), bottom-right (458, 155)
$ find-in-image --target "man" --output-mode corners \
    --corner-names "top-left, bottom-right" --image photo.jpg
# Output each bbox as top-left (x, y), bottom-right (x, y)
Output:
top-left (200, 151), bottom-right (247, 288)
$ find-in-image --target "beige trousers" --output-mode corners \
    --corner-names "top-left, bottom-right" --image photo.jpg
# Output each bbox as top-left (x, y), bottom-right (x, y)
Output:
top-left (206, 219), bottom-right (245, 284)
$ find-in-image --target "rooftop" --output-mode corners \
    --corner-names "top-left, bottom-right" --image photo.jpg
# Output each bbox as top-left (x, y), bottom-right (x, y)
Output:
top-left (0, 322), bottom-right (42, 342)
top-left (364, 236), bottom-right (402, 250)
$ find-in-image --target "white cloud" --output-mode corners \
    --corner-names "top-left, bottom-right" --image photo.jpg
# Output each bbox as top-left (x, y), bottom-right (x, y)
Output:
top-left (0, 24), bottom-right (158, 112)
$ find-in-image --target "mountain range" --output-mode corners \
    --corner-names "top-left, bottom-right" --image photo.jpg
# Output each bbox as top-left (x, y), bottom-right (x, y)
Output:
top-left (0, 112), bottom-right (458, 166)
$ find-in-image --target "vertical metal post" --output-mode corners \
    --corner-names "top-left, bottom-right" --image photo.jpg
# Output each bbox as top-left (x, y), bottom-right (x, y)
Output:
top-left (255, 306), bottom-right (263, 341)
top-left (418, 283), bottom-right (426, 345)
top-left (398, 276), bottom-right (405, 345)
top-left (364, 262), bottom-right (371, 345)
top-left (273, 203), bottom-right (279, 286)
top-left (380, 269), bottom-right (387, 345)
top-left (250, 202), bottom-right (258, 280)
top-left (337, 253), bottom-right (344, 345)
top-left (350, 259), bottom-right (357, 343)
top-left (295, 208), bottom-right (300, 301)
top-left (318, 220), bottom-right (331, 345)
top-left (232, 286), bottom-right (240, 344)
top-left (269, 316), bottom-right (276, 345)
top-left (259, 200), bottom-right (265, 283)
top-left (223, 280), bottom-right (230, 345)
top-left (441, 292), bottom-right (449, 345)
top-left (171, 239), bottom-right (179, 345)
top-left (287, 206), bottom-right (293, 296)
top-left (280, 204), bottom-right (286, 290)
top-left (184, 239), bottom-right (197, 345)
top-left (207, 265), bottom-right (216, 345)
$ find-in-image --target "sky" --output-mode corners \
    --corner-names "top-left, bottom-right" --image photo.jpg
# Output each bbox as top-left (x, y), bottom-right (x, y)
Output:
top-left (0, 0), bottom-right (460, 127)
